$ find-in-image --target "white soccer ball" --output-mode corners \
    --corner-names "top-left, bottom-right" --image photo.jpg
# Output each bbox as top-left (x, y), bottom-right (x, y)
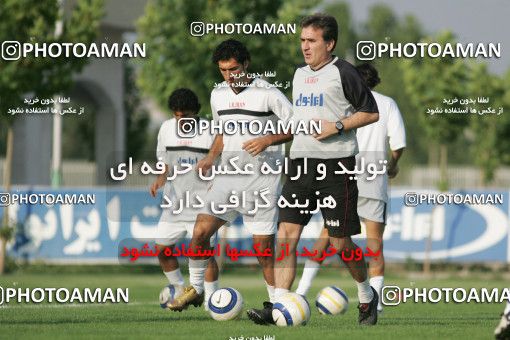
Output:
top-left (208, 288), bottom-right (244, 321)
top-left (272, 293), bottom-right (311, 326)
top-left (159, 284), bottom-right (183, 309)
top-left (315, 286), bottom-right (349, 315)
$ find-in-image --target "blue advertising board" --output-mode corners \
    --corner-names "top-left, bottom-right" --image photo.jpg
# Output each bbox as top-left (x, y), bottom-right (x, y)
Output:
top-left (3, 187), bottom-right (509, 263)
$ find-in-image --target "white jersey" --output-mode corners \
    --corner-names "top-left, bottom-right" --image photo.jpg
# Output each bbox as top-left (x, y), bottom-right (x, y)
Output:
top-left (290, 57), bottom-right (378, 159)
top-left (210, 77), bottom-right (293, 194)
top-left (156, 117), bottom-right (214, 222)
top-left (356, 91), bottom-right (406, 202)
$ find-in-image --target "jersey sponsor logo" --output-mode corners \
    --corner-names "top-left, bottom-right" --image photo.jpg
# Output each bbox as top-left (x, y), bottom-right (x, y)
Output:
top-left (304, 76), bottom-right (318, 84)
top-left (295, 93), bottom-right (324, 107)
top-left (325, 219), bottom-right (340, 227)
top-left (177, 156), bottom-right (199, 165)
top-left (229, 101), bottom-right (246, 108)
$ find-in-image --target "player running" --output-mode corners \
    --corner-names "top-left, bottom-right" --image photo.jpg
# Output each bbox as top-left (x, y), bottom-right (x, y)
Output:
top-left (295, 63), bottom-right (406, 315)
top-left (150, 88), bottom-right (219, 310)
top-left (247, 13), bottom-right (380, 326)
top-left (168, 39), bottom-right (293, 311)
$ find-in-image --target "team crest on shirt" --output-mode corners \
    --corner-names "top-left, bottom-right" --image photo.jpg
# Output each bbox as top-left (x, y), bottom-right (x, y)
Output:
top-left (177, 156), bottom-right (198, 165)
top-left (325, 219), bottom-right (340, 227)
top-left (295, 93), bottom-right (324, 107)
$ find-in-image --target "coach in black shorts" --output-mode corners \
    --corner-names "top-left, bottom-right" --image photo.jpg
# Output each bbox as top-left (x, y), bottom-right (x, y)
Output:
top-left (247, 13), bottom-right (380, 326)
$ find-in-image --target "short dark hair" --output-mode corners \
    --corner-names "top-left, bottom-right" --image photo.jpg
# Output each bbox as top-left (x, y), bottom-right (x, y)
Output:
top-left (212, 39), bottom-right (251, 64)
top-left (301, 13), bottom-right (338, 50)
top-left (355, 63), bottom-right (381, 89)
top-left (167, 88), bottom-right (201, 114)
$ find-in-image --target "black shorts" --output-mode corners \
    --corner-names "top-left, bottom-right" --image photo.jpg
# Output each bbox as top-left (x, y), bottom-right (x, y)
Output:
top-left (278, 157), bottom-right (361, 237)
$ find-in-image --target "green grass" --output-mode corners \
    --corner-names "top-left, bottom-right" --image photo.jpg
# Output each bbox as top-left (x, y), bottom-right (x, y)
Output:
top-left (0, 268), bottom-right (506, 339)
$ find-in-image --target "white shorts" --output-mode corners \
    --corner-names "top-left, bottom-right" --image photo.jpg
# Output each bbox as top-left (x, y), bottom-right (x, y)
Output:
top-left (201, 178), bottom-right (278, 236)
top-left (155, 220), bottom-right (217, 246)
top-left (357, 197), bottom-right (386, 224)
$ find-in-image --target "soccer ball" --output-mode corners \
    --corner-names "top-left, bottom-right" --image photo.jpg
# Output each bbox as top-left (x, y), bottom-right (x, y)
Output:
top-left (272, 293), bottom-right (311, 326)
top-left (315, 286), bottom-right (349, 315)
top-left (208, 288), bottom-right (244, 321)
top-left (159, 284), bottom-right (183, 309)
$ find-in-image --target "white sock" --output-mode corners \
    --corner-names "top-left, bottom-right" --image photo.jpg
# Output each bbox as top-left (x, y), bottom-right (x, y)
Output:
top-left (504, 301), bottom-right (510, 315)
top-left (188, 259), bottom-right (208, 294)
top-left (369, 276), bottom-right (384, 310)
top-left (204, 280), bottom-right (219, 310)
top-left (204, 280), bottom-right (219, 300)
top-left (265, 282), bottom-right (275, 303)
top-left (295, 260), bottom-right (321, 296)
top-left (163, 269), bottom-right (185, 286)
top-left (357, 278), bottom-right (374, 304)
top-left (275, 288), bottom-right (289, 300)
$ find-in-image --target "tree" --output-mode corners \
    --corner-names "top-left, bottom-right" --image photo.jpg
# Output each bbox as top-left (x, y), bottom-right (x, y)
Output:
top-left (322, 2), bottom-right (357, 61)
top-left (401, 31), bottom-right (470, 190)
top-left (125, 62), bottom-right (152, 161)
top-left (0, 0), bottom-right (104, 273)
top-left (499, 69), bottom-right (510, 165)
top-left (465, 63), bottom-right (509, 184)
top-left (137, 0), bottom-right (320, 117)
top-left (358, 4), bottom-right (427, 166)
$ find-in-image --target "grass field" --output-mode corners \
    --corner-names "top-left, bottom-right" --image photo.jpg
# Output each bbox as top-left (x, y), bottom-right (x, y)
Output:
top-left (0, 267), bottom-right (506, 339)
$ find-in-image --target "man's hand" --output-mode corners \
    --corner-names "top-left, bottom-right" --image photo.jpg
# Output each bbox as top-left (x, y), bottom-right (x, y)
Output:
top-left (242, 136), bottom-right (272, 156)
top-left (387, 163), bottom-right (399, 179)
top-left (312, 119), bottom-right (338, 141)
top-left (197, 155), bottom-right (215, 175)
top-left (150, 175), bottom-right (166, 197)
top-left (387, 148), bottom-right (404, 179)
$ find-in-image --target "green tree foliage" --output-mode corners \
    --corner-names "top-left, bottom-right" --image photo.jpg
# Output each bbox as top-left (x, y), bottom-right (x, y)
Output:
top-left (500, 70), bottom-right (510, 165)
top-left (466, 63), bottom-right (508, 183)
top-left (322, 2), bottom-right (357, 60)
top-left (0, 0), bottom-right (104, 122)
top-left (402, 31), bottom-right (470, 142)
top-left (357, 4), bottom-right (427, 166)
top-left (137, 0), bottom-right (319, 117)
top-left (125, 62), bottom-right (152, 161)
top-left (401, 31), bottom-right (470, 189)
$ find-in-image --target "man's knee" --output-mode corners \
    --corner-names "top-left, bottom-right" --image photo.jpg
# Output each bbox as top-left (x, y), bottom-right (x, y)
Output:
top-left (192, 214), bottom-right (222, 244)
top-left (329, 236), bottom-right (352, 251)
top-left (277, 222), bottom-right (302, 245)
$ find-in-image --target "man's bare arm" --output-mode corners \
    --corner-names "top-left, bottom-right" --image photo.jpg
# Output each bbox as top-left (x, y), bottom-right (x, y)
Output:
top-left (388, 147), bottom-right (405, 178)
top-left (197, 134), bottom-right (223, 173)
top-left (150, 164), bottom-right (170, 197)
top-left (242, 132), bottom-right (293, 157)
top-left (313, 111), bottom-right (379, 141)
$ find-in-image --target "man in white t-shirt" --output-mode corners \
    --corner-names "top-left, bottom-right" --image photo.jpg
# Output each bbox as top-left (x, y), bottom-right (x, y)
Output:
top-left (150, 88), bottom-right (218, 310)
top-left (168, 39), bottom-right (293, 311)
top-left (295, 63), bottom-right (406, 314)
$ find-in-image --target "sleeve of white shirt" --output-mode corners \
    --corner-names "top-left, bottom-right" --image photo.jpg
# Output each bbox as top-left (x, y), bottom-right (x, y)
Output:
top-left (210, 94), bottom-right (219, 122)
top-left (387, 98), bottom-right (406, 150)
top-left (156, 124), bottom-right (166, 161)
top-left (267, 88), bottom-right (293, 123)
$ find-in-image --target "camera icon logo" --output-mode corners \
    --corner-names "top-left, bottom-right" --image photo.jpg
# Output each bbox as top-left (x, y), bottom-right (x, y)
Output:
top-left (0, 193), bottom-right (10, 207)
top-left (190, 22), bottom-right (206, 37)
top-left (356, 41), bottom-right (376, 61)
top-left (2, 41), bottom-right (21, 61)
top-left (177, 118), bottom-right (198, 138)
top-left (381, 285), bottom-right (401, 306)
top-left (404, 192), bottom-right (419, 207)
